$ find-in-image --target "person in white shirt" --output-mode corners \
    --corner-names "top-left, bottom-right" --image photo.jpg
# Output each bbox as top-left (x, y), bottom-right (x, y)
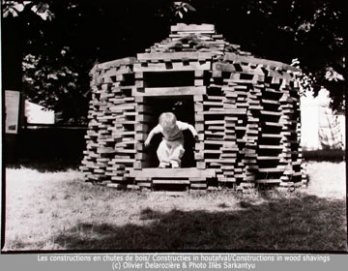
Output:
top-left (144, 112), bottom-right (198, 168)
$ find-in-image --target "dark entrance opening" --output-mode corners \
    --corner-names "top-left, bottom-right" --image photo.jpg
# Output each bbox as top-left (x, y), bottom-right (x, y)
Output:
top-left (143, 71), bottom-right (194, 88)
top-left (143, 96), bottom-right (196, 168)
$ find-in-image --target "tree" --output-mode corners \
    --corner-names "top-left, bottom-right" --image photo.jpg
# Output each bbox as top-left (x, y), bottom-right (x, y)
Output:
top-left (172, 1), bottom-right (196, 19)
top-left (241, 0), bottom-right (345, 111)
top-left (3, 0), bottom-right (91, 124)
top-left (22, 51), bottom-right (89, 124)
top-left (2, 0), bottom-right (345, 123)
top-left (2, 1), bottom-right (54, 20)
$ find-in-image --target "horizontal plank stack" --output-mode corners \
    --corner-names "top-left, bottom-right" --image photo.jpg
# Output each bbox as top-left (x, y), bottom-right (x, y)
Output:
top-left (81, 24), bottom-right (307, 191)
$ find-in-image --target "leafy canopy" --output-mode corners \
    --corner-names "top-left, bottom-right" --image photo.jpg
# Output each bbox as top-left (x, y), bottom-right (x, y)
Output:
top-left (2, 0), bottom-right (345, 123)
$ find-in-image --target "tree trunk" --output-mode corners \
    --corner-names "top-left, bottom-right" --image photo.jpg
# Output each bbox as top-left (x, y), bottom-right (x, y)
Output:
top-left (2, 18), bottom-right (24, 164)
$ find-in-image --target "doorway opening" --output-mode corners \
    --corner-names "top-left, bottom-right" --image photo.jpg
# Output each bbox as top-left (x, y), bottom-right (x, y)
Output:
top-left (142, 96), bottom-right (196, 168)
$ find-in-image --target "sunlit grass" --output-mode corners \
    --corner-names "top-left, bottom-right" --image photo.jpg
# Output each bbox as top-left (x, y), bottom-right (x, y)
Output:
top-left (302, 161), bottom-right (346, 199)
top-left (3, 162), bottom-right (347, 252)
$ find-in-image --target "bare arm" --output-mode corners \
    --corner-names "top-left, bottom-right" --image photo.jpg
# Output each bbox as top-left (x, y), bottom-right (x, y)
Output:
top-left (178, 121), bottom-right (198, 139)
top-left (186, 124), bottom-right (198, 138)
top-left (144, 125), bottom-right (161, 147)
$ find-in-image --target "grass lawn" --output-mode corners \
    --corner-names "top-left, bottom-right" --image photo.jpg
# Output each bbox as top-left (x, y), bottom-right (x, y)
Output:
top-left (2, 161), bottom-right (347, 252)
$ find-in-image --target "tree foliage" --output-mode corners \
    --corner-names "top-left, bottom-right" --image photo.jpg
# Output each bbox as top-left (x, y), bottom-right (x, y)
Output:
top-left (2, 0), bottom-right (346, 123)
top-left (22, 51), bottom-right (89, 124)
top-left (172, 1), bottom-right (196, 19)
top-left (3, 0), bottom-right (54, 20)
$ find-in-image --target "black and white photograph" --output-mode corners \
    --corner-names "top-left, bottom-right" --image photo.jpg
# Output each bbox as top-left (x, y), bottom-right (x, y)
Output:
top-left (1, 0), bottom-right (347, 268)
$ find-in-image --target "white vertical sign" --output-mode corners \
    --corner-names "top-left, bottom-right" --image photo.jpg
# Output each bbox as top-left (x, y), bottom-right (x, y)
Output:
top-left (5, 90), bottom-right (21, 134)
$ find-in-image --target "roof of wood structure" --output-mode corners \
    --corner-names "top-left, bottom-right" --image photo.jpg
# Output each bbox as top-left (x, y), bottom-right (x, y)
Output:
top-left (92, 24), bottom-right (300, 74)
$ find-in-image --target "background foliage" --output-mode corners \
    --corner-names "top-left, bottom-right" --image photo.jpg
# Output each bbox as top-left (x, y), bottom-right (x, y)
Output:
top-left (2, 0), bottom-right (346, 123)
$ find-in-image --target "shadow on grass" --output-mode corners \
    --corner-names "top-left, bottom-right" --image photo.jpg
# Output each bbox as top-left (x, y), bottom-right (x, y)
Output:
top-left (54, 195), bottom-right (347, 252)
top-left (6, 158), bottom-right (81, 172)
top-left (303, 150), bottom-right (345, 162)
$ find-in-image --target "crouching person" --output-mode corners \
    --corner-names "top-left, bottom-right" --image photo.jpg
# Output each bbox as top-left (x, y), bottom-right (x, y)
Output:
top-left (144, 112), bottom-right (198, 168)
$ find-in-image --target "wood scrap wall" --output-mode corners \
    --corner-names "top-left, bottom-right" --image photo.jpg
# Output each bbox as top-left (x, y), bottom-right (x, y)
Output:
top-left (81, 58), bottom-right (137, 187)
top-left (81, 24), bottom-right (306, 191)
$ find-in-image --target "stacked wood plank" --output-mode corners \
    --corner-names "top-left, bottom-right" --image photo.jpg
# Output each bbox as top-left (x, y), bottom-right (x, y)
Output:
top-left (81, 24), bottom-right (307, 191)
top-left (81, 58), bottom-right (137, 188)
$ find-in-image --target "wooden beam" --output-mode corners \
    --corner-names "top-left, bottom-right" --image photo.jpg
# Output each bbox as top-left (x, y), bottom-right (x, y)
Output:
top-left (129, 168), bottom-right (216, 178)
top-left (137, 52), bottom-right (213, 61)
top-left (94, 57), bottom-right (136, 71)
top-left (171, 23), bottom-right (215, 32)
top-left (224, 53), bottom-right (300, 72)
top-left (255, 179), bottom-right (281, 184)
top-left (134, 61), bottom-right (211, 72)
top-left (135, 86), bottom-right (206, 96)
top-left (153, 180), bottom-right (190, 184)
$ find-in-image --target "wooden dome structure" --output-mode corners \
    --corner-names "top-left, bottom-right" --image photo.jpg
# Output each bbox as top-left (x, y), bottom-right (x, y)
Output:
top-left (81, 24), bottom-right (307, 191)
